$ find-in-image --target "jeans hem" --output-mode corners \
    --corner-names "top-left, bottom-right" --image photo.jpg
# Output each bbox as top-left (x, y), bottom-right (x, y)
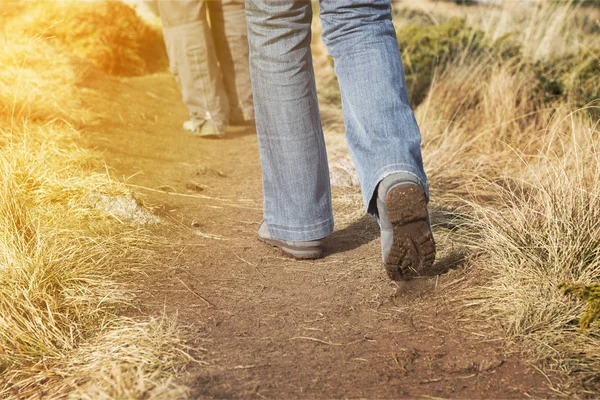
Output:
top-left (266, 217), bottom-right (334, 242)
top-left (364, 163), bottom-right (429, 216)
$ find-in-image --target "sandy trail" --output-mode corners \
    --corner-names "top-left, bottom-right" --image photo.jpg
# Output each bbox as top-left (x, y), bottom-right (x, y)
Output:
top-left (82, 72), bottom-right (560, 399)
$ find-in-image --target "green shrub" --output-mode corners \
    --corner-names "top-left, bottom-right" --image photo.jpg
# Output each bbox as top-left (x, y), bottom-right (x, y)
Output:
top-left (453, 0), bottom-right (477, 5)
top-left (561, 283), bottom-right (600, 333)
top-left (396, 18), bottom-right (487, 106)
top-left (533, 61), bottom-right (567, 104)
top-left (395, 14), bottom-right (599, 113)
top-left (429, 0), bottom-right (477, 6)
top-left (573, 51), bottom-right (600, 109)
top-left (565, 0), bottom-right (600, 7)
top-left (532, 50), bottom-right (600, 116)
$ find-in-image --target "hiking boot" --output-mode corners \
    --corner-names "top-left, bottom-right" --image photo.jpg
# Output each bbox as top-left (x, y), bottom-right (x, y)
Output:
top-left (377, 175), bottom-right (436, 280)
top-left (183, 118), bottom-right (225, 138)
top-left (257, 221), bottom-right (324, 259)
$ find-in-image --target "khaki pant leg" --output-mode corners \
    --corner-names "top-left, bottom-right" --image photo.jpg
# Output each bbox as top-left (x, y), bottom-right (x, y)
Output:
top-left (158, 0), bottom-right (229, 126)
top-left (141, 0), bottom-right (159, 17)
top-left (207, 0), bottom-right (254, 122)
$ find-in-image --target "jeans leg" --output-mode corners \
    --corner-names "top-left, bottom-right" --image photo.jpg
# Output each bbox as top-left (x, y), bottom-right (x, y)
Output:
top-left (157, 0), bottom-right (229, 126)
top-left (319, 0), bottom-right (429, 215)
top-left (207, 0), bottom-right (254, 121)
top-left (246, 0), bottom-right (333, 241)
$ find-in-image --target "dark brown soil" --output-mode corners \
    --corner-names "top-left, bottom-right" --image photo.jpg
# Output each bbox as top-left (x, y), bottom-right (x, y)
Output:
top-left (82, 72), bottom-right (568, 399)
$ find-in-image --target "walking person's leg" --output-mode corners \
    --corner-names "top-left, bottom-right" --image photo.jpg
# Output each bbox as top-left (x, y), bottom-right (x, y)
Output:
top-left (246, 0), bottom-right (333, 255)
top-left (246, 0), bottom-right (435, 278)
top-left (319, 0), bottom-right (435, 278)
top-left (157, 0), bottom-right (229, 136)
top-left (207, 0), bottom-right (254, 124)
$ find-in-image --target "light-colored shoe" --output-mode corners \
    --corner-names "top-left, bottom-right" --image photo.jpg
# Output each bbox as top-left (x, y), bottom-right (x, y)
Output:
top-left (377, 176), bottom-right (436, 280)
top-left (183, 119), bottom-right (225, 138)
top-left (257, 221), bottom-right (324, 259)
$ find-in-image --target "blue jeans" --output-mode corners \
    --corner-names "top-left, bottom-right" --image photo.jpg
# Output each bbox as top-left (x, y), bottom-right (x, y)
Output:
top-left (246, 0), bottom-right (428, 241)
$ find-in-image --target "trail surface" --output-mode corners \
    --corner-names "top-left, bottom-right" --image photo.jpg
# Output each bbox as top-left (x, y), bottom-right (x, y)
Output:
top-left (83, 72), bottom-right (561, 399)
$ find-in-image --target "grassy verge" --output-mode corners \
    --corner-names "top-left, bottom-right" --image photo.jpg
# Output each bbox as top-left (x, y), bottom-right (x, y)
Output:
top-left (388, 0), bottom-right (600, 387)
top-left (1, 2), bottom-right (189, 398)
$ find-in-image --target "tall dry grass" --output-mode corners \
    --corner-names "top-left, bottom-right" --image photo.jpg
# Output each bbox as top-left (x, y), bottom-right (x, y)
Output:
top-left (401, 0), bottom-right (600, 384)
top-left (7, 0), bottom-right (167, 76)
top-left (0, 36), bottom-right (83, 126)
top-left (477, 0), bottom-right (592, 62)
top-left (461, 108), bottom-right (600, 375)
top-left (306, 1), bottom-right (600, 383)
top-left (1, 2), bottom-right (191, 398)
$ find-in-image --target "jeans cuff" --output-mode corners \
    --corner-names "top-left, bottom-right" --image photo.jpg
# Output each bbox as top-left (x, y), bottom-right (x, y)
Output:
top-left (365, 164), bottom-right (429, 217)
top-left (266, 217), bottom-right (334, 242)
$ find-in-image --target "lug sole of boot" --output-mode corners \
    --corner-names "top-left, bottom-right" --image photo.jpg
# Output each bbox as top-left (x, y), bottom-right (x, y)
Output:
top-left (384, 184), bottom-right (436, 280)
top-left (259, 237), bottom-right (323, 260)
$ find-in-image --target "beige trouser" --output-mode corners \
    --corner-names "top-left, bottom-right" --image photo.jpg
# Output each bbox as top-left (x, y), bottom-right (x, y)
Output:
top-left (157, 0), bottom-right (254, 127)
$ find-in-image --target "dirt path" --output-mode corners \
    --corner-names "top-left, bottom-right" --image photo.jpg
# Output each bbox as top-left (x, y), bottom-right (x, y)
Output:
top-left (82, 72), bottom-right (563, 399)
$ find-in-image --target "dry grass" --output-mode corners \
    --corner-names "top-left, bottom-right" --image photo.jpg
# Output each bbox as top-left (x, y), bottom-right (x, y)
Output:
top-left (315, 0), bottom-right (600, 384)
top-left (6, 0), bottom-right (167, 76)
top-left (461, 109), bottom-right (600, 376)
top-left (2, 0), bottom-right (598, 395)
top-left (0, 3), bottom-right (191, 398)
top-left (0, 35), bottom-right (83, 125)
top-left (399, 0), bottom-right (600, 383)
top-left (477, 1), bottom-right (593, 62)
top-left (4, 318), bottom-right (191, 399)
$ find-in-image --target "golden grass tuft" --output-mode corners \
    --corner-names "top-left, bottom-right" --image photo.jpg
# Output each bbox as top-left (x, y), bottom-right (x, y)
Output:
top-left (7, 0), bottom-right (167, 76)
top-left (313, 2), bottom-right (599, 381)
top-left (401, 0), bottom-right (600, 381)
top-left (477, 0), bottom-right (592, 62)
top-left (1, 2), bottom-right (191, 397)
top-left (0, 36), bottom-right (83, 125)
top-left (461, 109), bottom-right (600, 374)
top-left (0, 124), bottom-right (130, 367)
top-left (4, 317), bottom-right (192, 399)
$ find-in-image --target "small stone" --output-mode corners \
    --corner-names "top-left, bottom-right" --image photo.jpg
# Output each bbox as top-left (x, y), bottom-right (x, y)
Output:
top-left (196, 165), bottom-right (227, 178)
top-left (329, 155), bottom-right (359, 187)
top-left (185, 181), bottom-right (206, 192)
top-left (158, 185), bottom-right (176, 192)
top-left (88, 193), bottom-right (160, 225)
top-left (191, 220), bottom-right (201, 228)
